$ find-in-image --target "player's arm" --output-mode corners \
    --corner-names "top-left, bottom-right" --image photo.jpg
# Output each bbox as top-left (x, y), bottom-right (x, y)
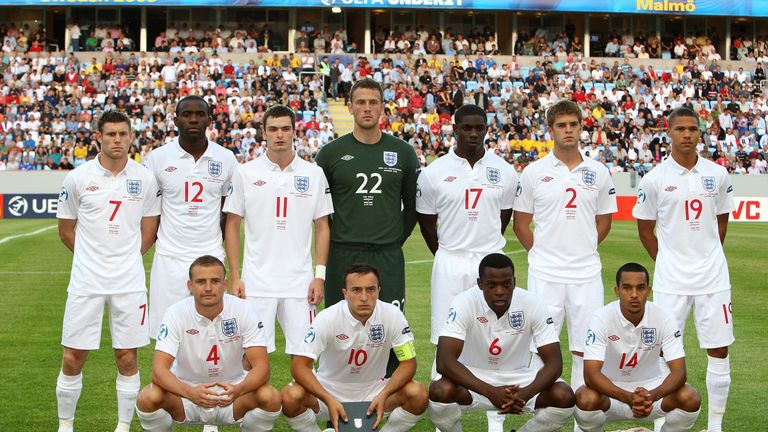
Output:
top-left (291, 355), bottom-right (348, 428)
top-left (224, 212), bottom-right (244, 298)
top-left (140, 215), bottom-right (160, 255)
top-left (500, 208), bottom-right (513, 235)
top-left (416, 212), bottom-right (439, 255)
top-left (516, 342), bottom-right (562, 407)
top-left (512, 210), bottom-right (534, 251)
top-left (219, 345), bottom-right (271, 403)
top-left (220, 197), bottom-right (227, 236)
top-left (58, 218), bottom-right (77, 252)
top-left (647, 357), bottom-right (687, 403)
top-left (309, 215), bottom-right (330, 305)
top-left (584, 359), bottom-right (634, 407)
top-left (151, 351), bottom-right (220, 408)
top-left (717, 212), bottom-right (729, 244)
top-left (595, 213), bottom-right (612, 245)
top-left (400, 154), bottom-right (420, 244)
top-left (636, 219), bottom-right (658, 260)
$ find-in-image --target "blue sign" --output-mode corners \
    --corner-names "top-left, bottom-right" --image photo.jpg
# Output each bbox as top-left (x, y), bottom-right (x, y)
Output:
top-left (2, 194), bottom-right (59, 219)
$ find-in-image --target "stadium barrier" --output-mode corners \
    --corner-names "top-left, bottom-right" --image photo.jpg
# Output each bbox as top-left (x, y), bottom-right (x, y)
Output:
top-left (0, 171), bottom-right (766, 221)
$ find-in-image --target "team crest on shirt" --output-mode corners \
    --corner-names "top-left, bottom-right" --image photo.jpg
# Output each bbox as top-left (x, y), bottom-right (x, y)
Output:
top-left (702, 176), bottom-right (716, 193)
top-left (642, 327), bottom-right (657, 346)
top-left (383, 151), bottom-right (398, 167)
top-left (304, 327), bottom-right (316, 343)
top-left (294, 176), bottom-right (310, 193)
top-left (157, 324), bottom-right (169, 341)
top-left (508, 311), bottom-right (525, 330)
top-left (369, 324), bottom-right (385, 343)
top-left (486, 167), bottom-right (501, 184)
top-left (221, 318), bottom-right (238, 337)
top-left (446, 308), bottom-right (457, 324)
top-left (126, 179), bottom-right (142, 197)
top-left (208, 160), bottom-right (222, 177)
top-left (582, 169), bottom-right (596, 186)
top-left (637, 189), bottom-right (646, 203)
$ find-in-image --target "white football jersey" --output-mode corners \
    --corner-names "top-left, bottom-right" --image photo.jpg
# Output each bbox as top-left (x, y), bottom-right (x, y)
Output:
top-left (513, 152), bottom-right (617, 283)
top-left (633, 157), bottom-right (734, 295)
top-left (144, 139), bottom-right (237, 260)
top-left (223, 154), bottom-right (333, 298)
top-left (417, 149), bottom-right (518, 253)
top-left (584, 301), bottom-right (684, 384)
top-left (57, 158), bottom-right (161, 295)
top-left (155, 294), bottom-right (266, 386)
top-left (440, 287), bottom-right (558, 372)
top-left (298, 300), bottom-right (413, 391)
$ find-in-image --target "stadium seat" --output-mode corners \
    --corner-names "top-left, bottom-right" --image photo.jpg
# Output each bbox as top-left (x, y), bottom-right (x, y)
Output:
top-left (466, 81), bottom-right (479, 92)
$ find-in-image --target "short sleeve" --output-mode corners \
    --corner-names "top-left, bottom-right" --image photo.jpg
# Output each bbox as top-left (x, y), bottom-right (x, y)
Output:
top-left (296, 310), bottom-right (329, 361)
top-left (143, 174), bottom-right (162, 217)
top-left (716, 171), bottom-right (735, 215)
top-left (56, 172), bottom-right (79, 220)
top-left (501, 167), bottom-right (519, 210)
top-left (155, 309), bottom-right (181, 358)
top-left (632, 174), bottom-right (658, 220)
top-left (241, 301), bottom-right (267, 349)
top-left (597, 168), bottom-right (618, 215)
top-left (583, 314), bottom-right (608, 362)
top-left (313, 169), bottom-right (334, 220)
top-left (221, 151), bottom-right (238, 198)
top-left (660, 315), bottom-right (685, 362)
top-left (143, 150), bottom-right (156, 173)
top-left (529, 296), bottom-right (559, 348)
top-left (415, 170), bottom-right (437, 215)
top-left (390, 308), bottom-right (414, 349)
top-left (439, 293), bottom-right (471, 341)
top-left (512, 168), bottom-right (534, 213)
top-left (222, 168), bottom-right (246, 217)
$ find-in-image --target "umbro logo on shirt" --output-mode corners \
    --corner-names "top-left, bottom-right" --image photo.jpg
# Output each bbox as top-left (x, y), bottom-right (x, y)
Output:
top-left (164, 166), bottom-right (177, 172)
top-left (85, 185), bottom-right (99, 192)
top-left (540, 176), bottom-right (554, 182)
top-left (341, 155), bottom-right (354, 161)
top-left (608, 335), bottom-right (620, 341)
top-left (186, 329), bottom-right (199, 335)
top-left (444, 176), bottom-right (457, 182)
top-left (253, 180), bottom-right (266, 186)
top-left (336, 334), bottom-right (349, 340)
top-left (665, 186), bottom-right (677, 192)
top-left (476, 316), bottom-right (488, 324)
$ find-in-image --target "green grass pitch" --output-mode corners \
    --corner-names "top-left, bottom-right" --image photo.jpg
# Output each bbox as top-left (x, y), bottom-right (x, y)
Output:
top-left (0, 219), bottom-right (765, 431)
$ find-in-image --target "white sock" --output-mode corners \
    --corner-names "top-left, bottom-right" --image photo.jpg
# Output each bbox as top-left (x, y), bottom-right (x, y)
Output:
top-left (485, 410), bottom-right (505, 432)
top-left (427, 401), bottom-right (462, 432)
top-left (706, 355), bottom-right (731, 432)
top-left (654, 357), bottom-right (671, 432)
top-left (241, 407), bottom-right (281, 432)
top-left (284, 409), bottom-right (322, 432)
top-left (661, 408), bottom-right (700, 432)
top-left (570, 355), bottom-right (584, 393)
top-left (135, 408), bottom-right (172, 432)
top-left (518, 406), bottom-right (574, 432)
top-left (56, 370), bottom-right (82, 426)
top-left (381, 407), bottom-right (423, 432)
top-left (115, 372), bottom-right (140, 429)
top-left (574, 407), bottom-right (606, 432)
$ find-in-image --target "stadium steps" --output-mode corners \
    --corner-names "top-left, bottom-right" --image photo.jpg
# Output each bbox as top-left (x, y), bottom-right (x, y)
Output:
top-left (327, 100), bottom-right (354, 136)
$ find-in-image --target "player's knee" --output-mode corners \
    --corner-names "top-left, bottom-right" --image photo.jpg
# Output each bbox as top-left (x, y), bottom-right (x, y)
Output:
top-left (676, 384), bottom-right (701, 412)
top-left (402, 381), bottom-right (429, 413)
top-left (254, 384), bottom-right (282, 412)
top-left (136, 383), bottom-right (166, 411)
top-left (280, 382), bottom-right (307, 413)
top-left (707, 346), bottom-right (728, 359)
top-left (61, 349), bottom-right (88, 373)
top-left (114, 349), bottom-right (138, 374)
top-left (546, 382), bottom-right (576, 408)
top-left (428, 378), bottom-right (458, 403)
top-left (575, 386), bottom-right (603, 411)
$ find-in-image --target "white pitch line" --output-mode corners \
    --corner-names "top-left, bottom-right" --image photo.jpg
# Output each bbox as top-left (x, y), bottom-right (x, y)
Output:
top-left (406, 249), bottom-right (525, 265)
top-left (0, 225), bottom-right (56, 245)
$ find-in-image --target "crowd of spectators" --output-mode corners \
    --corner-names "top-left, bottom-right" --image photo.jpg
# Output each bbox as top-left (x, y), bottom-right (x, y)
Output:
top-left (1, 21), bottom-right (768, 175)
top-left (153, 23), bottom-right (282, 54)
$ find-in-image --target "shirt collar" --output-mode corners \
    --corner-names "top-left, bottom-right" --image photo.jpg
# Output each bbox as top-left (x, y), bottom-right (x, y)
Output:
top-left (260, 151), bottom-right (299, 172)
top-left (612, 300), bottom-right (649, 329)
top-left (173, 138), bottom-right (215, 161)
top-left (668, 154), bottom-right (704, 174)
top-left (191, 296), bottom-right (225, 325)
top-left (448, 147), bottom-right (489, 165)
top-left (341, 299), bottom-right (378, 328)
top-left (94, 154), bottom-right (128, 177)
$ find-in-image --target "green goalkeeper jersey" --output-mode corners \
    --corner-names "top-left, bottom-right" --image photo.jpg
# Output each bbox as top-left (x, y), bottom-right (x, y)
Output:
top-left (315, 132), bottom-right (420, 246)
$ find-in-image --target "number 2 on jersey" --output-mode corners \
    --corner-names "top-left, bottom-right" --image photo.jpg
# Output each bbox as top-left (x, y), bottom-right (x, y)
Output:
top-left (184, 181), bottom-right (204, 203)
top-left (207, 345), bottom-right (220, 365)
top-left (464, 188), bottom-right (483, 209)
top-left (565, 188), bottom-right (577, 208)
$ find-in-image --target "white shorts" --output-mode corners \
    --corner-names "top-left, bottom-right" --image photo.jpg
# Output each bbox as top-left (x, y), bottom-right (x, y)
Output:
top-left (62, 291), bottom-right (149, 350)
top-left (315, 378), bottom-right (389, 421)
top-left (433, 366), bottom-right (543, 413)
top-left (604, 397), bottom-right (665, 422)
top-left (527, 275), bottom-right (603, 352)
top-left (179, 398), bottom-right (237, 425)
top-left (653, 290), bottom-right (734, 349)
top-left (247, 296), bottom-right (316, 354)
top-left (430, 249), bottom-right (494, 343)
top-left (149, 254), bottom-right (193, 339)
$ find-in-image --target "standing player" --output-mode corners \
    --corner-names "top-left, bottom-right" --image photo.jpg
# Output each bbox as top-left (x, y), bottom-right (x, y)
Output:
top-left (144, 95), bottom-right (237, 340)
top-left (633, 107), bottom-right (734, 432)
top-left (428, 253), bottom-right (575, 432)
top-left (135, 256), bottom-right (282, 431)
top-left (281, 264), bottom-right (428, 432)
top-left (513, 100), bottom-right (617, 396)
top-left (55, 111), bottom-right (161, 432)
top-left (314, 77), bottom-right (420, 312)
top-left (416, 104), bottom-right (518, 431)
top-left (575, 263), bottom-right (700, 432)
top-left (224, 104), bottom-right (332, 357)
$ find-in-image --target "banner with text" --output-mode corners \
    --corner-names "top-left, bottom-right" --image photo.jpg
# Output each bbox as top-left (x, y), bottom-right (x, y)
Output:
top-left (1, 194), bottom-right (59, 219)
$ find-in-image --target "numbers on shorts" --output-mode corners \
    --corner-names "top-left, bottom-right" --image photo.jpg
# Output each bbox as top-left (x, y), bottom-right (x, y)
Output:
top-left (464, 188), bottom-right (483, 209)
top-left (348, 348), bottom-right (368, 366)
top-left (391, 298), bottom-right (406, 311)
top-left (565, 188), bottom-right (577, 209)
top-left (355, 173), bottom-right (383, 194)
top-left (184, 181), bottom-right (204, 203)
top-left (619, 352), bottom-right (638, 369)
top-left (108, 200), bottom-right (122, 222)
top-left (139, 303), bottom-right (147, 326)
top-left (722, 303), bottom-right (732, 324)
top-left (488, 338), bottom-right (502, 356)
top-left (276, 196), bottom-right (288, 218)
top-left (684, 199), bottom-right (702, 220)
top-left (206, 345), bottom-right (220, 366)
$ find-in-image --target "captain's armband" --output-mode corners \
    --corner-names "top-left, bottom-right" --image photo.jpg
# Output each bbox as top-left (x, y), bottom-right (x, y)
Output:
top-left (393, 340), bottom-right (416, 361)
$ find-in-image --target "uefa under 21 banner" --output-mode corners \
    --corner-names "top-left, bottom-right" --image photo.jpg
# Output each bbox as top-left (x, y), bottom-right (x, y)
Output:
top-left (9, 0), bottom-right (768, 17)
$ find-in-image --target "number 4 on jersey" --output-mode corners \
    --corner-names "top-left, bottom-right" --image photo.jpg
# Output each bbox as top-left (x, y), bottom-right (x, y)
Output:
top-left (207, 345), bottom-right (220, 365)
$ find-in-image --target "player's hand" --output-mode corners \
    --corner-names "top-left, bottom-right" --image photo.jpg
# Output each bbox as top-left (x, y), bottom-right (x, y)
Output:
top-left (213, 382), bottom-right (239, 407)
top-left (185, 383), bottom-right (224, 409)
top-left (498, 385), bottom-right (526, 415)
top-left (367, 392), bottom-right (388, 429)
top-left (631, 387), bottom-right (653, 418)
top-left (326, 398), bottom-right (348, 432)
top-left (486, 385), bottom-right (516, 413)
top-left (231, 278), bottom-right (246, 299)
top-left (308, 278), bottom-right (325, 306)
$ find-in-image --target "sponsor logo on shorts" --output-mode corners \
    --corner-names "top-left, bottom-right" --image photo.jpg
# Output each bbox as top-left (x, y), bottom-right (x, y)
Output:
top-left (186, 328), bottom-right (199, 335)
top-left (222, 318), bottom-right (238, 337)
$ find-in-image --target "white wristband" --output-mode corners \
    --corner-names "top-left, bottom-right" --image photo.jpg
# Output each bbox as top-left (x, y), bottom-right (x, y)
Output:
top-left (315, 265), bottom-right (327, 280)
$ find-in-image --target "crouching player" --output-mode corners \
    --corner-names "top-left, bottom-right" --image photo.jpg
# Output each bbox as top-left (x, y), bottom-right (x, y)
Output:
top-left (574, 263), bottom-right (700, 432)
top-left (428, 253), bottom-right (575, 432)
top-left (281, 264), bottom-right (428, 431)
top-left (135, 255), bottom-right (282, 431)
